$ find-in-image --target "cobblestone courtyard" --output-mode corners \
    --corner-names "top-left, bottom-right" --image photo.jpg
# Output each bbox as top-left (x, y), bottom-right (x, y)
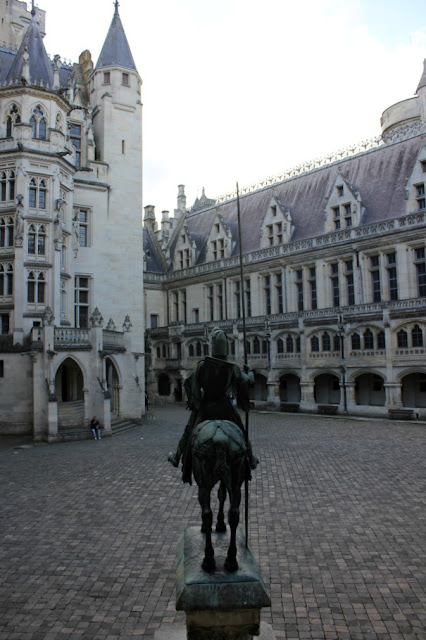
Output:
top-left (0, 407), bottom-right (425, 640)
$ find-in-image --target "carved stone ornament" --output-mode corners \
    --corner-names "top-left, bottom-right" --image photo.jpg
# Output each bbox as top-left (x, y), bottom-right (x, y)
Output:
top-left (90, 307), bottom-right (104, 328)
top-left (106, 318), bottom-right (116, 331)
top-left (14, 194), bottom-right (25, 247)
top-left (43, 306), bottom-right (55, 326)
top-left (122, 315), bottom-right (132, 332)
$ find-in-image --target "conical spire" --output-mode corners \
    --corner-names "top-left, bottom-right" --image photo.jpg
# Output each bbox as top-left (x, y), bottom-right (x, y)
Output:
top-left (96, 3), bottom-right (136, 71)
top-left (6, 9), bottom-right (53, 86)
top-left (416, 59), bottom-right (426, 94)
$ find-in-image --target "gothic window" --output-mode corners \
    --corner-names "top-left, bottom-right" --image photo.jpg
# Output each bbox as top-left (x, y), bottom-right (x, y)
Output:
top-left (370, 256), bottom-right (381, 302)
top-left (30, 105), bottom-right (47, 139)
top-left (386, 253), bottom-right (398, 301)
top-left (414, 183), bottom-right (426, 211)
top-left (364, 329), bottom-right (374, 350)
top-left (207, 285), bottom-right (214, 321)
top-left (253, 337), bottom-right (260, 354)
top-left (188, 344), bottom-right (194, 357)
top-left (234, 281), bottom-right (241, 318)
top-left (28, 178), bottom-right (47, 209)
top-left (27, 271), bottom-right (45, 304)
top-left (412, 325), bottom-right (423, 347)
top-left (322, 332), bottom-right (331, 351)
top-left (351, 333), bottom-right (361, 350)
top-left (264, 275), bottom-right (271, 315)
top-left (162, 344), bottom-right (167, 358)
top-left (5, 104), bottom-right (21, 137)
top-left (0, 217), bottom-right (14, 247)
top-left (69, 123), bottom-right (82, 169)
top-left (286, 335), bottom-right (294, 353)
top-left (0, 263), bottom-right (13, 297)
top-left (345, 260), bottom-right (355, 305)
top-left (27, 224), bottom-right (46, 256)
top-left (330, 263), bottom-right (339, 307)
top-left (277, 337), bottom-right (284, 354)
top-left (309, 267), bottom-right (317, 310)
top-left (0, 170), bottom-right (13, 201)
top-left (275, 273), bottom-right (283, 313)
top-left (245, 340), bottom-right (251, 355)
top-left (74, 275), bottom-right (89, 327)
top-left (217, 284), bottom-right (223, 320)
top-left (244, 278), bottom-right (251, 317)
top-left (196, 341), bottom-right (202, 357)
top-left (397, 329), bottom-right (408, 348)
top-left (377, 331), bottom-right (386, 350)
top-left (60, 279), bottom-right (66, 317)
top-left (295, 269), bottom-right (303, 311)
top-left (333, 334), bottom-right (340, 352)
top-left (296, 336), bottom-right (301, 353)
top-left (414, 247), bottom-right (426, 297)
top-left (311, 335), bottom-right (319, 352)
top-left (0, 172), bottom-right (6, 201)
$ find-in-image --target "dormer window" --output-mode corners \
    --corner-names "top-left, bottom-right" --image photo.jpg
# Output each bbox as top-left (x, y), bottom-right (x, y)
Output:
top-left (333, 206), bottom-right (340, 229)
top-left (344, 204), bottom-right (352, 227)
top-left (337, 185), bottom-right (344, 197)
top-left (271, 205), bottom-right (277, 217)
top-left (326, 174), bottom-right (363, 232)
top-left (415, 183), bottom-right (426, 210)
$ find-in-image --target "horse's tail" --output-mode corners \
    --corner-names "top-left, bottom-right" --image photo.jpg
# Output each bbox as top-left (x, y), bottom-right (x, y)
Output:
top-left (212, 427), bottom-right (232, 492)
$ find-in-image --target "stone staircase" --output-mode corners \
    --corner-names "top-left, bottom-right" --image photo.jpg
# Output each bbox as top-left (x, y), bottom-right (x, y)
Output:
top-left (57, 400), bottom-right (88, 441)
top-left (111, 415), bottom-right (140, 435)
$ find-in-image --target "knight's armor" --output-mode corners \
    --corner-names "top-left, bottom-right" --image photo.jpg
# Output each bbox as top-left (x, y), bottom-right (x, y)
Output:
top-left (168, 327), bottom-right (258, 483)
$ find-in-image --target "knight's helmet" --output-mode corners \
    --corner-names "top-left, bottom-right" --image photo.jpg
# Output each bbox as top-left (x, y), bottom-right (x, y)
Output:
top-left (211, 327), bottom-right (229, 359)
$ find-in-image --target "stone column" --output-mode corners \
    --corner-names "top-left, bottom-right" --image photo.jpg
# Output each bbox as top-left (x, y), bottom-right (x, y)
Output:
top-left (266, 381), bottom-right (279, 410)
top-left (300, 381), bottom-right (315, 410)
top-left (385, 382), bottom-right (402, 408)
top-left (346, 382), bottom-right (357, 409)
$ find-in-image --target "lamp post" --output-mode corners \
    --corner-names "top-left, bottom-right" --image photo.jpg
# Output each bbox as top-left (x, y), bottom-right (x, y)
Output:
top-left (337, 315), bottom-right (348, 414)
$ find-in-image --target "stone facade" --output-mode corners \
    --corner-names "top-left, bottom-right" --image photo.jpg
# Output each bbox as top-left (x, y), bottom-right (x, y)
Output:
top-left (144, 61), bottom-right (426, 419)
top-left (0, 2), bottom-right (144, 440)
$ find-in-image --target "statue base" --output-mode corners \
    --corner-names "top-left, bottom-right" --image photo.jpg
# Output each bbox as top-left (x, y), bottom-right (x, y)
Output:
top-left (176, 526), bottom-right (270, 640)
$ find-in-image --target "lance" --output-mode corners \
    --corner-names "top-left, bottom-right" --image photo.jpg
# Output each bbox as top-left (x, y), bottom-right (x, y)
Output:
top-left (236, 182), bottom-right (250, 548)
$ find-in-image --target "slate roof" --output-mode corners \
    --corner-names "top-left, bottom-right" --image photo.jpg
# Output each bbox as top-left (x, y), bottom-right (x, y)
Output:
top-left (96, 5), bottom-right (136, 71)
top-left (6, 12), bottom-right (53, 86)
top-left (143, 228), bottom-right (163, 274)
top-left (144, 134), bottom-right (423, 274)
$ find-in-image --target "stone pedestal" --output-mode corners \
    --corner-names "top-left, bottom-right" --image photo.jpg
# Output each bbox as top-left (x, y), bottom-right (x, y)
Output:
top-left (176, 527), bottom-right (270, 640)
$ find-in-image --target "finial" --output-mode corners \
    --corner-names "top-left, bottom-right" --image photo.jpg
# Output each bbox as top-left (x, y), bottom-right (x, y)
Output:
top-left (31, 0), bottom-right (36, 17)
top-left (114, 0), bottom-right (119, 14)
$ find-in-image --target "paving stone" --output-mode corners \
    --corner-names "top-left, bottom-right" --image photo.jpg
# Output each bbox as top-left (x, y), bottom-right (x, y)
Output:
top-left (0, 407), bottom-right (425, 639)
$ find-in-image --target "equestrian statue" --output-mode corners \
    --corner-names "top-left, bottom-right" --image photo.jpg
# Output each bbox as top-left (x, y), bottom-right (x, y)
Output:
top-left (168, 327), bottom-right (259, 572)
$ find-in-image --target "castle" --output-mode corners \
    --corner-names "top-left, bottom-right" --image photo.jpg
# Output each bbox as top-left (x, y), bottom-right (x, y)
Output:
top-left (0, 1), bottom-right (144, 440)
top-left (143, 60), bottom-right (426, 419)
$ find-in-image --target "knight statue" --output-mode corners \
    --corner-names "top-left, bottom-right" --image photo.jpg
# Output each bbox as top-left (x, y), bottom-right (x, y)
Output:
top-left (168, 327), bottom-right (258, 484)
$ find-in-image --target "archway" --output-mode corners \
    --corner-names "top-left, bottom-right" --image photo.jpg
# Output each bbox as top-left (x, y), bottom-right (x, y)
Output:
top-left (250, 373), bottom-right (268, 402)
top-left (402, 372), bottom-right (426, 408)
top-left (279, 374), bottom-right (301, 403)
top-left (106, 358), bottom-right (120, 415)
top-left (314, 373), bottom-right (340, 405)
top-left (55, 357), bottom-right (84, 402)
top-left (355, 373), bottom-right (385, 406)
top-left (158, 373), bottom-right (171, 397)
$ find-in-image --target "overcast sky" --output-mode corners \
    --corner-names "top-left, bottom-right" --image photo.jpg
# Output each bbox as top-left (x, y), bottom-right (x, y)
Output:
top-left (38, 0), bottom-right (426, 217)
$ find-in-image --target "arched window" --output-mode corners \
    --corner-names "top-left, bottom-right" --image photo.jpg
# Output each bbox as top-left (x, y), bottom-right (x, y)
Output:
top-left (333, 335), bottom-right (340, 352)
top-left (397, 329), bottom-right (408, 348)
top-left (5, 104), bottom-right (21, 137)
top-left (246, 340), bottom-right (251, 355)
top-left (311, 335), bottom-right (319, 352)
top-left (28, 224), bottom-right (46, 256)
top-left (296, 336), bottom-right (301, 353)
top-left (377, 331), bottom-right (386, 350)
top-left (8, 170), bottom-right (15, 200)
top-left (196, 341), bottom-right (202, 357)
top-left (0, 217), bottom-right (14, 247)
top-left (30, 105), bottom-right (47, 139)
top-left (322, 332), bottom-right (331, 351)
top-left (188, 343), bottom-right (194, 357)
top-left (351, 333), bottom-right (361, 350)
top-left (29, 178), bottom-right (47, 209)
top-left (364, 329), bottom-right (374, 350)
top-left (156, 346), bottom-right (161, 358)
top-left (253, 337), bottom-right (260, 354)
top-left (285, 335), bottom-right (293, 353)
top-left (0, 172), bottom-right (6, 201)
top-left (277, 337), bottom-right (284, 354)
top-left (412, 325), bottom-right (423, 347)
top-left (162, 344), bottom-right (167, 358)
top-left (0, 263), bottom-right (13, 297)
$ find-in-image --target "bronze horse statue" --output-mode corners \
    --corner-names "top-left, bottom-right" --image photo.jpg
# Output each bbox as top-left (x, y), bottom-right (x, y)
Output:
top-left (191, 418), bottom-right (249, 572)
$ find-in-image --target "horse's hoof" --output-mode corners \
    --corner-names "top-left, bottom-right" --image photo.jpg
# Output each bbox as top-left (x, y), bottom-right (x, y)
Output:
top-left (202, 557), bottom-right (216, 572)
top-left (224, 557), bottom-right (238, 572)
top-left (216, 523), bottom-right (226, 533)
